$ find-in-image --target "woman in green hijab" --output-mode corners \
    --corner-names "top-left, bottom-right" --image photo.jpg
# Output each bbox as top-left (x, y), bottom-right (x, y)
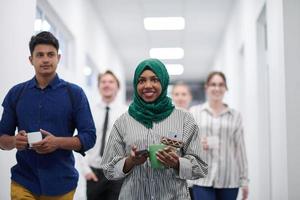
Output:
top-left (101, 58), bottom-right (208, 200)
top-left (128, 58), bottom-right (175, 129)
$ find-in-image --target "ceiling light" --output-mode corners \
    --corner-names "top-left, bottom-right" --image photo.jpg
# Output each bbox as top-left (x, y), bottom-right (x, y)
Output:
top-left (165, 64), bottom-right (184, 75)
top-left (144, 17), bottom-right (185, 30)
top-left (149, 48), bottom-right (184, 59)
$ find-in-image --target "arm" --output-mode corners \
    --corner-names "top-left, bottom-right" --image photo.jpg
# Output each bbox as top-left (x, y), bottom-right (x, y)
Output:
top-left (100, 120), bottom-right (129, 180)
top-left (0, 134), bottom-right (16, 150)
top-left (0, 89), bottom-right (19, 150)
top-left (234, 113), bottom-right (249, 199)
top-left (0, 130), bottom-right (29, 150)
top-left (55, 135), bottom-right (81, 151)
top-left (31, 129), bottom-right (81, 154)
top-left (177, 113), bottom-right (208, 180)
top-left (123, 145), bottom-right (148, 173)
top-left (71, 87), bottom-right (96, 155)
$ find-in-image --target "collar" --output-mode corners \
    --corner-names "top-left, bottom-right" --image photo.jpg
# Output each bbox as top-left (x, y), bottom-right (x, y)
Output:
top-left (97, 99), bottom-right (119, 110)
top-left (27, 74), bottom-right (63, 89)
top-left (201, 102), bottom-right (233, 116)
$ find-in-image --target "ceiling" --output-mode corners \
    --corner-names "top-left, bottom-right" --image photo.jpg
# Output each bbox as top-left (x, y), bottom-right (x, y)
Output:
top-left (91, 0), bottom-right (235, 83)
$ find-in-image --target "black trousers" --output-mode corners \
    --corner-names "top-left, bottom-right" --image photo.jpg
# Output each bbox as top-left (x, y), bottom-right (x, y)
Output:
top-left (86, 167), bottom-right (123, 200)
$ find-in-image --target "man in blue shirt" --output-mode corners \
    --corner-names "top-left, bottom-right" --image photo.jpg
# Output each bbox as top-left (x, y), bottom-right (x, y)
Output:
top-left (0, 31), bottom-right (96, 200)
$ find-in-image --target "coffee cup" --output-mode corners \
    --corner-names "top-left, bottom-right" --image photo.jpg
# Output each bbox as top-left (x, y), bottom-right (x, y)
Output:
top-left (148, 144), bottom-right (166, 169)
top-left (27, 131), bottom-right (42, 147)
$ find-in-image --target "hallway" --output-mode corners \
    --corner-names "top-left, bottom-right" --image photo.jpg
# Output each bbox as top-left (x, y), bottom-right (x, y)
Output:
top-left (0, 0), bottom-right (299, 199)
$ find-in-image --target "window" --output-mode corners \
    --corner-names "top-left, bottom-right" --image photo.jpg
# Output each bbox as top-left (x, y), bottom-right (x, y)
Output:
top-left (34, 4), bottom-right (71, 69)
top-left (84, 55), bottom-right (99, 88)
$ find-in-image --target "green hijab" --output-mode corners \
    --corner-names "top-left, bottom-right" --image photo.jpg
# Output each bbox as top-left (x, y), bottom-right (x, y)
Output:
top-left (128, 58), bottom-right (175, 128)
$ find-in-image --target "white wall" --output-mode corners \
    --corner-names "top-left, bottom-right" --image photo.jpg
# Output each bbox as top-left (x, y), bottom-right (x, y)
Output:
top-left (0, 1), bottom-right (36, 101)
top-left (212, 0), bottom-right (289, 199)
top-left (265, 0), bottom-right (289, 199)
top-left (0, 1), bottom-right (125, 199)
top-left (282, 0), bottom-right (300, 199)
top-left (0, 1), bottom-right (36, 200)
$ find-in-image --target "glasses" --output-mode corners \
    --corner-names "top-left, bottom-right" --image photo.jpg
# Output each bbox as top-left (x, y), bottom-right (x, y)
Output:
top-left (207, 83), bottom-right (226, 88)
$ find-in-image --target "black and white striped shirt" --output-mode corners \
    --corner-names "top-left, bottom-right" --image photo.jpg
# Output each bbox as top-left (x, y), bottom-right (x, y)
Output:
top-left (100, 109), bottom-right (208, 200)
top-left (189, 103), bottom-right (249, 188)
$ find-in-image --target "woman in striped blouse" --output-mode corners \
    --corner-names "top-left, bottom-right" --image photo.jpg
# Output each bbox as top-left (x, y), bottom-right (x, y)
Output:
top-left (100, 58), bottom-right (208, 200)
top-left (189, 71), bottom-right (249, 200)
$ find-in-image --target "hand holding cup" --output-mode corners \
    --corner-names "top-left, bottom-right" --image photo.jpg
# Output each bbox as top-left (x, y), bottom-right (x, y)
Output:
top-left (156, 145), bottom-right (179, 170)
top-left (15, 130), bottom-right (29, 150)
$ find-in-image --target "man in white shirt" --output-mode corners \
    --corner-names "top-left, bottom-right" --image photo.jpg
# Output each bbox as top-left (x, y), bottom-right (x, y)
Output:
top-left (80, 70), bottom-right (127, 200)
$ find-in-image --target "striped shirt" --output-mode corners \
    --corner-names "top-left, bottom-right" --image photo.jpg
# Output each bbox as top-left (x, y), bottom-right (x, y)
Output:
top-left (188, 103), bottom-right (249, 188)
top-left (100, 109), bottom-right (208, 200)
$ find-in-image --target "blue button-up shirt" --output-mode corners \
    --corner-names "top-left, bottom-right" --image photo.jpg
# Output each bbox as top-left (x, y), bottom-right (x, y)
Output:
top-left (0, 75), bottom-right (96, 196)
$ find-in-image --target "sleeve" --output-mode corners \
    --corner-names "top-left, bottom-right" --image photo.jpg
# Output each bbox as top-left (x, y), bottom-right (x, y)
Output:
top-left (178, 113), bottom-right (208, 180)
top-left (234, 113), bottom-right (249, 186)
top-left (73, 88), bottom-right (96, 155)
top-left (0, 88), bottom-right (18, 136)
top-left (100, 119), bottom-right (128, 180)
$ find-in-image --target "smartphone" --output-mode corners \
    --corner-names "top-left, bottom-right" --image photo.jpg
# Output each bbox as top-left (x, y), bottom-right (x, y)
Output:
top-left (135, 149), bottom-right (149, 157)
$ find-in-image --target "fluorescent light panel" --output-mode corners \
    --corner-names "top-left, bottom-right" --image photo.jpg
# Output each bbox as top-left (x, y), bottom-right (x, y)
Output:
top-left (144, 17), bottom-right (185, 30)
top-left (149, 48), bottom-right (184, 59)
top-left (165, 64), bottom-right (184, 75)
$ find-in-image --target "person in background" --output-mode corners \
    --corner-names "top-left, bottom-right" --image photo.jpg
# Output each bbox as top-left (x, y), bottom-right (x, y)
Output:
top-left (0, 31), bottom-right (96, 200)
top-left (189, 71), bottom-right (249, 200)
top-left (170, 82), bottom-right (194, 199)
top-left (171, 81), bottom-right (192, 110)
top-left (100, 58), bottom-right (208, 200)
top-left (80, 70), bottom-right (127, 200)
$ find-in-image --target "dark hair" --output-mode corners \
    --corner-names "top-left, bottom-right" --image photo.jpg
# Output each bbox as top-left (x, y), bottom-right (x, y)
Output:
top-left (29, 31), bottom-right (59, 55)
top-left (97, 70), bottom-right (120, 88)
top-left (205, 71), bottom-right (228, 90)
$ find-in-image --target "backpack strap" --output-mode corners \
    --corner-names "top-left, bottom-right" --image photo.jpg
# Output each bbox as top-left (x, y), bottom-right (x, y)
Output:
top-left (66, 82), bottom-right (76, 130)
top-left (65, 82), bottom-right (75, 110)
top-left (13, 82), bottom-right (27, 111)
top-left (13, 82), bottom-right (28, 132)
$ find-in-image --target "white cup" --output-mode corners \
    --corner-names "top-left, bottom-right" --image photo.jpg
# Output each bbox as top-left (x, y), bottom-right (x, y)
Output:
top-left (206, 136), bottom-right (219, 149)
top-left (27, 131), bottom-right (42, 147)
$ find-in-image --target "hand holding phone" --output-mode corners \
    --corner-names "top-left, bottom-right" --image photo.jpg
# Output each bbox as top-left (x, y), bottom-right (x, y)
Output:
top-left (135, 149), bottom-right (149, 157)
